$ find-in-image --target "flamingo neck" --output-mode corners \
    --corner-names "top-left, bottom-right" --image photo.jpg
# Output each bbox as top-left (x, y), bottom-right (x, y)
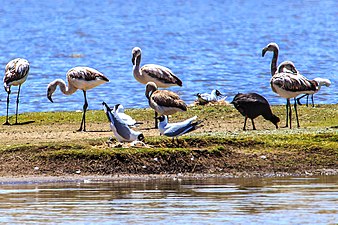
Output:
top-left (53, 79), bottom-right (78, 95)
top-left (271, 49), bottom-right (278, 75)
top-left (133, 55), bottom-right (147, 84)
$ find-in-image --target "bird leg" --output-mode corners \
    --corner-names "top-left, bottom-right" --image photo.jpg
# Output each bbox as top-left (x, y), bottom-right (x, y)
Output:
top-left (154, 111), bottom-right (158, 129)
top-left (285, 99), bottom-right (290, 128)
top-left (296, 94), bottom-right (307, 105)
top-left (14, 85), bottom-right (21, 125)
top-left (251, 119), bottom-right (256, 130)
top-left (78, 90), bottom-right (88, 132)
top-left (311, 94), bottom-right (314, 107)
top-left (243, 117), bottom-right (247, 131)
top-left (4, 92), bottom-right (10, 125)
top-left (288, 99), bottom-right (292, 129)
top-left (294, 98), bottom-right (300, 128)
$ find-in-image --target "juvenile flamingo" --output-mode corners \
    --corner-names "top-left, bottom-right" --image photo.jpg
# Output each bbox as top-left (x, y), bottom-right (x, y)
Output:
top-left (3, 58), bottom-right (30, 125)
top-left (145, 82), bottom-right (187, 128)
top-left (47, 66), bottom-right (109, 131)
top-left (132, 47), bottom-right (182, 88)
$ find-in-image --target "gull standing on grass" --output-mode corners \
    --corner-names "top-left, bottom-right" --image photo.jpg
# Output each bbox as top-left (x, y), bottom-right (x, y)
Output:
top-left (103, 102), bottom-right (145, 143)
top-left (196, 89), bottom-right (225, 105)
top-left (113, 104), bottom-right (142, 127)
top-left (157, 115), bottom-right (203, 142)
top-left (3, 58), bottom-right (30, 125)
top-left (47, 66), bottom-right (109, 131)
top-left (145, 82), bottom-right (187, 128)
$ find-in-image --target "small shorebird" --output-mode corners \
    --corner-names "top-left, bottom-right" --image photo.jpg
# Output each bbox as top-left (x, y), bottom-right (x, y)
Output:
top-left (132, 47), bottom-right (182, 88)
top-left (47, 66), bottom-right (109, 131)
top-left (270, 61), bottom-right (317, 128)
top-left (113, 104), bottom-right (142, 127)
top-left (103, 102), bottom-right (144, 143)
top-left (297, 77), bottom-right (331, 107)
top-left (196, 89), bottom-right (225, 105)
top-left (3, 58), bottom-right (30, 125)
top-left (157, 115), bottom-right (202, 142)
top-left (231, 93), bottom-right (280, 130)
top-left (145, 82), bottom-right (187, 128)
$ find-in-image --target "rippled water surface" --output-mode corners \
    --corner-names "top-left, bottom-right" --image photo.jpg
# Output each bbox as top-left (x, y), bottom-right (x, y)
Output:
top-left (0, 175), bottom-right (337, 224)
top-left (0, 0), bottom-right (337, 116)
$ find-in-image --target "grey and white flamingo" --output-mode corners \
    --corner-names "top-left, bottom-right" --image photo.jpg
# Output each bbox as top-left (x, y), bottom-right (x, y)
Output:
top-left (262, 42), bottom-right (311, 128)
top-left (145, 82), bottom-right (187, 128)
top-left (47, 66), bottom-right (109, 131)
top-left (3, 58), bottom-right (30, 125)
top-left (297, 77), bottom-right (331, 107)
top-left (132, 47), bottom-right (182, 88)
top-left (231, 93), bottom-right (280, 130)
top-left (270, 61), bottom-right (317, 128)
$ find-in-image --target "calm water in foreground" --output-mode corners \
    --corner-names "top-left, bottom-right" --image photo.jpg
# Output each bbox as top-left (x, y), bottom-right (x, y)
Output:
top-left (0, 0), bottom-right (337, 116)
top-left (0, 175), bottom-right (337, 224)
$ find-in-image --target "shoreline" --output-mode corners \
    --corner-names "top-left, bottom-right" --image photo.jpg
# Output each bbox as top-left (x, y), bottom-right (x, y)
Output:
top-left (1, 168), bottom-right (338, 185)
top-left (0, 104), bottom-right (337, 181)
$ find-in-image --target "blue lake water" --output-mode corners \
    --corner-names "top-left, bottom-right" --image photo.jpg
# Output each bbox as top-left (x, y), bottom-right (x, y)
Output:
top-left (0, 175), bottom-right (337, 224)
top-left (0, 0), bottom-right (337, 116)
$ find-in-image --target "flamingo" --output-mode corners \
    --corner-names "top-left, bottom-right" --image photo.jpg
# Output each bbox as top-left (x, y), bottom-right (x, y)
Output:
top-left (145, 82), bottom-right (187, 128)
top-left (270, 61), bottom-right (317, 128)
top-left (3, 58), bottom-right (30, 125)
top-left (47, 66), bottom-right (109, 131)
top-left (262, 42), bottom-right (303, 127)
top-left (132, 47), bottom-right (182, 88)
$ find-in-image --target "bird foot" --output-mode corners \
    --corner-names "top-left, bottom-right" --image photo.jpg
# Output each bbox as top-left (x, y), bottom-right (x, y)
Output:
top-left (3, 122), bottom-right (10, 126)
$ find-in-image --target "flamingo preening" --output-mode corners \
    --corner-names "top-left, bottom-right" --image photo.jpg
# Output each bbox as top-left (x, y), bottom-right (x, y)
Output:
top-left (145, 81), bottom-right (187, 128)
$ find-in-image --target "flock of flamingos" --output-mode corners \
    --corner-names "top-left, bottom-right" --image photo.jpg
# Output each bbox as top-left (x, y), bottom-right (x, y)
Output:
top-left (3, 43), bottom-right (331, 143)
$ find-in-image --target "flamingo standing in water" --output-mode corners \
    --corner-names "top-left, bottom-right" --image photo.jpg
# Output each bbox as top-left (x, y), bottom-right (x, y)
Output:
top-left (3, 58), bottom-right (30, 125)
top-left (47, 66), bottom-right (109, 131)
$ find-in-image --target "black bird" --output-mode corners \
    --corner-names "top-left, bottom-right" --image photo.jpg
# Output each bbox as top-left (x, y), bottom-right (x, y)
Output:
top-left (231, 93), bottom-right (280, 130)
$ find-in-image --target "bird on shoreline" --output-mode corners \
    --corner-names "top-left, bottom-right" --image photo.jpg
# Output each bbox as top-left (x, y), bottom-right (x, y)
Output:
top-left (132, 47), bottom-right (182, 88)
top-left (47, 66), bottom-right (109, 131)
top-left (196, 89), bottom-right (226, 105)
top-left (145, 82), bottom-right (187, 128)
top-left (102, 102), bottom-right (144, 143)
top-left (270, 61), bottom-right (317, 128)
top-left (297, 77), bottom-right (331, 107)
top-left (157, 115), bottom-right (202, 142)
top-left (3, 58), bottom-right (30, 125)
top-left (231, 93), bottom-right (280, 130)
top-left (262, 42), bottom-right (316, 128)
top-left (113, 104), bottom-right (142, 127)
